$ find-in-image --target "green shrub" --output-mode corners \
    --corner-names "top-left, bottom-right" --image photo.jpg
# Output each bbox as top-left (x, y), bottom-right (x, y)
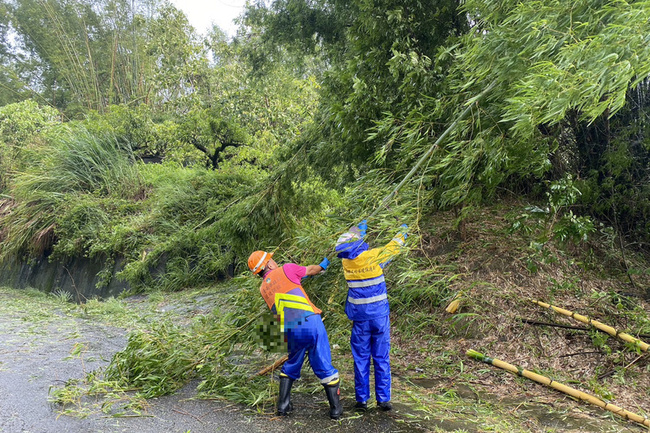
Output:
top-left (0, 100), bottom-right (61, 191)
top-left (0, 127), bottom-right (142, 260)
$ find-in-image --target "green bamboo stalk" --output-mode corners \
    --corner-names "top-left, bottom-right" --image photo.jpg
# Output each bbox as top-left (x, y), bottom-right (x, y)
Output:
top-left (368, 80), bottom-right (497, 221)
top-left (467, 349), bottom-right (650, 428)
top-left (532, 299), bottom-right (650, 352)
top-left (39, 0), bottom-right (90, 106)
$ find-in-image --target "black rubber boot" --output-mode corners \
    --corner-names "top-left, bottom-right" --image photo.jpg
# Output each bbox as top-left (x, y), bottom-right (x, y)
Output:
top-left (377, 401), bottom-right (392, 411)
top-left (277, 374), bottom-right (294, 416)
top-left (323, 380), bottom-right (343, 420)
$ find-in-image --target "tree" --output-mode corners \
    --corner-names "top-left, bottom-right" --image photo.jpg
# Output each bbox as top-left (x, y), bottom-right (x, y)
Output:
top-left (1, 0), bottom-right (203, 116)
top-left (0, 1), bottom-right (29, 106)
top-left (8, 0), bottom-right (109, 113)
top-left (0, 100), bottom-right (60, 191)
top-left (143, 4), bottom-right (205, 112)
top-left (242, 0), bottom-right (469, 185)
top-left (178, 108), bottom-right (248, 170)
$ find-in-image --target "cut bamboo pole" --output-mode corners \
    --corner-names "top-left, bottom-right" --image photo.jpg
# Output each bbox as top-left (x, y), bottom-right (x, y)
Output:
top-left (466, 349), bottom-right (650, 428)
top-left (254, 354), bottom-right (289, 377)
top-left (532, 300), bottom-right (650, 352)
top-left (519, 317), bottom-right (650, 339)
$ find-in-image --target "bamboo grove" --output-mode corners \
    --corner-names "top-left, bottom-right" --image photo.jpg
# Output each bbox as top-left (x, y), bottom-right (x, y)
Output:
top-left (1, 1), bottom-right (649, 286)
top-left (1, 1), bottom-right (650, 426)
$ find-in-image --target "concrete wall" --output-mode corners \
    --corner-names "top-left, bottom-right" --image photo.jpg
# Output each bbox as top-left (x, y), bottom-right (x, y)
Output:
top-left (0, 255), bottom-right (129, 301)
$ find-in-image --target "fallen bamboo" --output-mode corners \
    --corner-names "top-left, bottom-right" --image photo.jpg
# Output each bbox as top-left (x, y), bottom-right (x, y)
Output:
top-left (258, 84), bottom-right (499, 374)
top-left (254, 354), bottom-right (289, 377)
top-left (466, 349), bottom-right (650, 428)
top-left (369, 80), bottom-right (497, 220)
top-left (519, 317), bottom-right (650, 339)
top-left (532, 300), bottom-right (650, 352)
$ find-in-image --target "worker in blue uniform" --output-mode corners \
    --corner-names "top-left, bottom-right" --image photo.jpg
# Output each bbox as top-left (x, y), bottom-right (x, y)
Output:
top-left (335, 220), bottom-right (407, 411)
top-left (248, 250), bottom-right (342, 419)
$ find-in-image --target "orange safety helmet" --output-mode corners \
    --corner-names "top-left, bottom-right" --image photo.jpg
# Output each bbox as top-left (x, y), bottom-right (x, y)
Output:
top-left (248, 250), bottom-right (274, 274)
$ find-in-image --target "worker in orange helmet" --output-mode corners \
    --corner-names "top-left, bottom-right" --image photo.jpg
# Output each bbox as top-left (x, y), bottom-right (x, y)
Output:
top-left (247, 250), bottom-right (342, 420)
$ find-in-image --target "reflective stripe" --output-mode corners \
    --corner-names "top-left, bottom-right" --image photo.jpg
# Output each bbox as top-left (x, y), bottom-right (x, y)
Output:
top-left (392, 236), bottom-right (405, 246)
top-left (347, 293), bottom-right (388, 305)
top-left (347, 275), bottom-right (385, 288)
top-left (275, 292), bottom-right (315, 330)
top-left (320, 372), bottom-right (340, 384)
top-left (276, 293), bottom-right (314, 313)
top-left (336, 232), bottom-right (360, 247)
top-left (252, 252), bottom-right (268, 273)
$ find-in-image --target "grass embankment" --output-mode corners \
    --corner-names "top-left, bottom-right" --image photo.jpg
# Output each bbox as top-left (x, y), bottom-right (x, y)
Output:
top-left (387, 204), bottom-right (650, 432)
top-left (4, 202), bottom-right (650, 432)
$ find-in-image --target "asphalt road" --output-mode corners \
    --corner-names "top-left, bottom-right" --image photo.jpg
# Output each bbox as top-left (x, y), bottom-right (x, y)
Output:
top-left (0, 291), bottom-right (427, 433)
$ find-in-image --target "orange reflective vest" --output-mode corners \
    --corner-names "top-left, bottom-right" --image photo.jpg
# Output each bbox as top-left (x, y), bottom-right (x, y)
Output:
top-left (260, 267), bottom-right (322, 326)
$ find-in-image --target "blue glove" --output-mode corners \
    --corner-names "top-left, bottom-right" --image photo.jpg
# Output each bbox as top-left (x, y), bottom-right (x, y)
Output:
top-left (357, 220), bottom-right (368, 237)
top-left (319, 257), bottom-right (330, 270)
top-left (400, 224), bottom-right (408, 240)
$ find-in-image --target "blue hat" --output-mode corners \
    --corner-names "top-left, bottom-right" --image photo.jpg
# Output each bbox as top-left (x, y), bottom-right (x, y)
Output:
top-left (335, 229), bottom-right (368, 259)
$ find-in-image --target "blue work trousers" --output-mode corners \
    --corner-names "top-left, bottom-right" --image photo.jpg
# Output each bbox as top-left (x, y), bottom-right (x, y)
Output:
top-left (351, 315), bottom-right (391, 403)
top-left (281, 313), bottom-right (338, 383)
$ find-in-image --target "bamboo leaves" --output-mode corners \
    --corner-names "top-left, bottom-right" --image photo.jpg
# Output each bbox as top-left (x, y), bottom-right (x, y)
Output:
top-left (102, 305), bottom-right (269, 402)
top-left (398, 0), bottom-right (650, 216)
top-left (3, 0), bottom-right (204, 115)
top-left (463, 0), bottom-right (650, 130)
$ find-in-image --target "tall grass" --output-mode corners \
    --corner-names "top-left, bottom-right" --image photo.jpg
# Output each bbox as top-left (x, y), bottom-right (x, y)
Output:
top-left (0, 128), bottom-right (142, 261)
top-left (49, 129), bottom-right (141, 196)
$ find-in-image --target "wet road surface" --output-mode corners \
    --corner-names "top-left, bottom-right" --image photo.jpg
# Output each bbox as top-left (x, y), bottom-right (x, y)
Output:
top-left (0, 291), bottom-right (427, 433)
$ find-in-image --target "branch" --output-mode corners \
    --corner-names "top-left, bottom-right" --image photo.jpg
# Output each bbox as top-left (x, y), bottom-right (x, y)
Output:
top-left (253, 355), bottom-right (289, 377)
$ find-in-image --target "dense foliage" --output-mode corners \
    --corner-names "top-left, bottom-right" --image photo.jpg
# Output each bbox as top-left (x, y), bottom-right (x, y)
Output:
top-left (1, 1), bottom-right (649, 424)
top-left (0, 0), bottom-right (648, 293)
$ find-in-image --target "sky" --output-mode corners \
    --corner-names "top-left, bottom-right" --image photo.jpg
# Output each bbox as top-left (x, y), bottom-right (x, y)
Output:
top-left (168, 0), bottom-right (248, 37)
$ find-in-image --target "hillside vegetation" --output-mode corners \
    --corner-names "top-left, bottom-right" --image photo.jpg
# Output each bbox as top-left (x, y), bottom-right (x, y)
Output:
top-left (5, 202), bottom-right (650, 432)
top-left (0, 0), bottom-right (649, 430)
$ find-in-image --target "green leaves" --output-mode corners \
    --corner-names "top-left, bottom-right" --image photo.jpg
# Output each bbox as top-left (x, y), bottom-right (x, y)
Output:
top-left (0, 126), bottom-right (143, 260)
top-left (390, 0), bottom-right (650, 218)
top-left (462, 0), bottom-right (650, 129)
top-left (104, 320), bottom-right (198, 398)
top-left (0, 100), bottom-right (60, 191)
top-left (2, 0), bottom-right (206, 115)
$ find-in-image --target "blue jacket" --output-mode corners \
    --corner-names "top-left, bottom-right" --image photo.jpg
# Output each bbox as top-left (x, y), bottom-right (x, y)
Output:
top-left (337, 233), bottom-right (405, 321)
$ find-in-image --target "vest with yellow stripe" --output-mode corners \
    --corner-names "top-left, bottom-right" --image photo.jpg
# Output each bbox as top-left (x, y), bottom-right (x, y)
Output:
top-left (341, 235), bottom-right (404, 321)
top-left (260, 266), bottom-right (321, 329)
